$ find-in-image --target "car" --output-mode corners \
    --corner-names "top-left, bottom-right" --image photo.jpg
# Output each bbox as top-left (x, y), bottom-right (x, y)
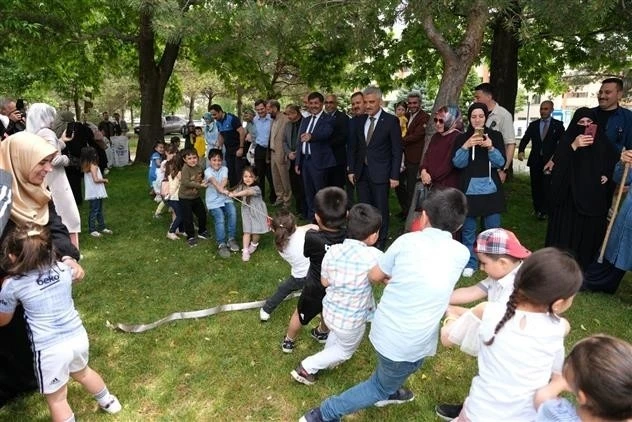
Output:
top-left (180, 119), bottom-right (206, 135)
top-left (133, 115), bottom-right (188, 135)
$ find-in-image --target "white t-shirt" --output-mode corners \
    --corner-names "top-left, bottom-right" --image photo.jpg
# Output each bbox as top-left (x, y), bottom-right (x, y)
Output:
top-left (464, 302), bottom-right (566, 421)
top-left (477, 262), bottom-right (522, 304)
top-left (279, 226), bottom-right (312, 278)
top-left (370, 228), bottom-right (469, 362)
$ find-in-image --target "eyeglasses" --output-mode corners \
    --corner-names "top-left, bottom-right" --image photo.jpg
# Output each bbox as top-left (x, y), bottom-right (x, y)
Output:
top-left (433, 118), bottom-right (444, 124)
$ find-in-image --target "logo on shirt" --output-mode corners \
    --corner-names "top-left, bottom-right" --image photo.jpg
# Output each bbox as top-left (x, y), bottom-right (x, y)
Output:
top-left (36, 273), bottom-right (61, 290)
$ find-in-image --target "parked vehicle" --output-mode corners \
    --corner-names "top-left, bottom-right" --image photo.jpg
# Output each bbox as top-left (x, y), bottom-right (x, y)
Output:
top-left (134, 115), bottom-right (188, 135)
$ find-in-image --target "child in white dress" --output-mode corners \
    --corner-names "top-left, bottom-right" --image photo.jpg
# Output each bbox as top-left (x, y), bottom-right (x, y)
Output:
top-left (81, 147), bottom-right (112, 237)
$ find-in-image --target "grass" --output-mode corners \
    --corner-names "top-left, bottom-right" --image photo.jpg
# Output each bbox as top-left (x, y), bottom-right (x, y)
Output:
top-left (2, 164), bottom-right (632, 421)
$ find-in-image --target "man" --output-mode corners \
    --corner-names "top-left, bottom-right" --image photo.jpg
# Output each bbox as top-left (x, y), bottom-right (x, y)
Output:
top-left (324, 94), bottom-right (349, 189)
top-left (592, 77), bottom-right (632, 151)
top-left (517, 100), bottom-right (564, 219)
top-left (474, 83), bottom-right (516, 182)
top-left (347, 86), bottom-right (403, 249)
top-left (98, 111), bottom-right (115, 139)
top-left (0, 98), bottom-right (26, 138)
top-left (350, 91), bottom-right (365, 117)
top-left (268, 99), bottom-right (291, 206)
top-left (295, 92), bottom-right (335, 220)
top-left (284, 104), bottom-right (306, 218)
top-left (252, 99), bottom-right (274, 202)
top-left (210, 104), bottom-right (246, 187)
top-left (112, 112), bottom-right (128, 136)
top-left (396, 91), bottom-right (430, 218)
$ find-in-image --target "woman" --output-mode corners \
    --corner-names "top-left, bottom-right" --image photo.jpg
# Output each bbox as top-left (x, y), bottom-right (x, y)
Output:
top-left (26, 103), bottom-right (81, 249)
top-left (420, 105), bottom-right (463, 189)
top-left (452, 103), bottom-right (506, 277)
top-left (53, 111), bottom-right (89, 206)
top-left (545, 107), bottom-right (618, 269)
top-left (0, 132), bottom-right (83, 405)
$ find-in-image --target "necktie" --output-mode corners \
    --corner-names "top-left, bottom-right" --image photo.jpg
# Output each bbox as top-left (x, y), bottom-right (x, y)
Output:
top-left (541, 119), bottom-right (549, 140)
top-left (366, 116), bottom-right (376, 145)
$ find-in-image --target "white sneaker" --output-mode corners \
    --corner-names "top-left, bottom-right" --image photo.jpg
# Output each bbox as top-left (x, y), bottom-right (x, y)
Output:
top-left (90, 231), bottom-right (101, 237)
top-left (166, 232), bottom-right (179, 240)
top-left (101, 228), bottom-right (113, 235)
top-left (100, 394), bottom-right (121, 414)
top-left (462, 268), bottom-right (475, 278)
top-left (259, 308), bottom-right (270, 322)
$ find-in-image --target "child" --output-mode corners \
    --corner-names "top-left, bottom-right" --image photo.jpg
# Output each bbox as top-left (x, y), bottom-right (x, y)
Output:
top-left (164, 152), bottom-right (184, 240)
top-left (441, 247), bottom-right (583, 422)
top-left (193, 127), bottom-right (206, 166)
top-left (395, 101), bottom-right (408, 137)
top-left (291, 203), bottom-right (382, 385)
top-left (154, 143), bottom-right (178, 218)
top-left (281, 187), bottom-right (347, 354)
top-left (81, 147), bottom-right (112, 237)
top-left (228, 166), bottom-right (269, 262)
top-left (204, 148), bottom-right (239, 258)
top-left (260, 210), bottom-right (318, 321)
top-left (178, 148), bottom-right (209, 247)
top-left (535, 335), bottom-right (632, 422)
top-left (148, 140), bottom-right (165, 197)
top-left (0, 224), bottom-right (121, 421)
top-left (300, 187), bottom-right (470, 422)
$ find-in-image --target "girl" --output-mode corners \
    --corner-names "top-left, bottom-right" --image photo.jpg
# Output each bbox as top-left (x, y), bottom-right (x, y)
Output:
top-left (442, 247), bottom-right (583, 421)
top-left (259, 210), bottom-right (318, 321)
top-left (0, 224), bottom-right (120, 421)
top-left (395, 101), bottom-right (408, 137)
top-left (81, 147), bottom-right (112, 237)
top-left (535, 335), bottom-right (632, 422)
top-left (228, 166), bottom-right (269, 262)
top-left (164, 151), bottom-right (185, 240)
top-left (154, 143), bottom-right (179, 219)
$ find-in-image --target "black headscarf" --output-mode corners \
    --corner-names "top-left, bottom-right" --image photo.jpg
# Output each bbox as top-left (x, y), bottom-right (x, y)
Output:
top-left (464, 102), bottom-right (489, 136)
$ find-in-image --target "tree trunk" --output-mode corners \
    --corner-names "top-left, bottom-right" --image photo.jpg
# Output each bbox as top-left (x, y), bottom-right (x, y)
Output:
top-left (489, 1), bottom-right (521, 116)
top-left (73, 87), bottom-right (81, 120)
top-left (188, 94), bottom-right (195, 121)
top-left (236, 85), bottom-right (244, 117)
top-left (135, 2), bottom-right (181, 164)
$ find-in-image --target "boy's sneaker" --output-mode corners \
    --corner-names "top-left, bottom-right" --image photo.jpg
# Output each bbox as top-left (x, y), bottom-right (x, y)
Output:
top-left (101, 228), bottom-right (113, 235)
top-left (197, 231), bottom-right (209, 240)
top-left (462, 267), bottom-right (475, 278)
top-left (281, 337), bottom-right (295, 353)
top-left (218, 243), bottom-right (231, 258)
top-left (247, 242), bottom-right (258, 254)
top-left (166, 232), bottom-right (179, 240)
top-left (299, 407), bottom-right (324, 422)
top-left (374, 388), bottom-right (415, 407)
top-left (259, 308), bottom-right (271, 322)
top-left (100, 394), bottom-right (121, 414)
top-left (291, 364), bottom-right (316, 385)
top-left (227, 238), bottom-right (240, 252)
top-left (435, 403), bottom-right (463, 421)
top-left (90, 231), bottom-right (101, 237)
top-left (310, 327), bottom-right (329, 344)
top-left (187, 238), bottom-right (198, 247)
top-left (242, 249), bottom-right (250, 262)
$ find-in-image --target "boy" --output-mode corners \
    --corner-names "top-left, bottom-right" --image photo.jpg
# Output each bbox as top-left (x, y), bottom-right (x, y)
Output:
top-left (204, 148), bottom-right (239, 258)
top-left (291, 203), bottom-right (382, 385)
top-left (148, 140), bottom-right (165, 197)
top-left (436, 227), bottom-right (531, 421)
top-left (299, 187), bottom-right (470, 422)
top-left (178, 148), bottom-right (209, 247)
top-left (281, 186), bottom-right (347, 353)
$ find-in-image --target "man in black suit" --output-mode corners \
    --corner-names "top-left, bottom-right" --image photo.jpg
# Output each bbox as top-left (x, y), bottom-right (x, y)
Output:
top-left (324, 94), bottom-right (349, 189)
top-left (517, 100), bottom-right (564, 219)
top-left (295, 92), bottom-right (335, 220)
top-left (347, 86), bottom-right (403, 249)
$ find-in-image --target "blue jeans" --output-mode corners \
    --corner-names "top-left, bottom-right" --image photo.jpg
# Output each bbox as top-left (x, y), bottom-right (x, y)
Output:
top-left (209, 202), bottom-right (236, 244)
top-left (88, 199), bottom-right (105, 232)
top-left (462, 213), bottom-right (501, 269)
top-left (166, 200), bottom-right (184, 233)
top-left (320, 351), bottom-right (424, 421)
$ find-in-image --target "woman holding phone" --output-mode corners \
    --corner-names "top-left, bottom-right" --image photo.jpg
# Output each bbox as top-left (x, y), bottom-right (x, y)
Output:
top-left (545, 107), bottom-right (618, 268)
top-left (452, 102), bottom-right (506, 277)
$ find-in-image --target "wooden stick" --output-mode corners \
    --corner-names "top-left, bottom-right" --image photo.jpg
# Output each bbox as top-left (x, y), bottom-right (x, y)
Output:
top-left (598, 162), bottom-right (630, 263)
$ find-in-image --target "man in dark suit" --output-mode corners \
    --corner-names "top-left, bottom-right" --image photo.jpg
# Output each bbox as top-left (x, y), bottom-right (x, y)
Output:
top-left (347, 86), bottom-right (403, 249)
top-left (295, 92), bottom-right (335, 220)
top-left (517, 100), bottom-right (564, 219)
top-left (324, 94), bottom-right (349, 189)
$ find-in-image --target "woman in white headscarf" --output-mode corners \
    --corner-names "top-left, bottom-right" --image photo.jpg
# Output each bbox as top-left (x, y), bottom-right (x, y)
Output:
top-left (26, 103), bottom-right (81, 249)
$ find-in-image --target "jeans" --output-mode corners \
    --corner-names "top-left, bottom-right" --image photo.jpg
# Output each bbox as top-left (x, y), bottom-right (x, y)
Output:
top-left (462, 213), bottom-right (501, 269)
top-left (209, 202), bottom-right (237, 244)
top-left (88, 199), bottom-right (105, 232)
top-left (262, 275), bottom-right (307, 314)
top-left (320, 351), bottom-right (424, 421)
top-left (166, 200), bottom-right (184, 233)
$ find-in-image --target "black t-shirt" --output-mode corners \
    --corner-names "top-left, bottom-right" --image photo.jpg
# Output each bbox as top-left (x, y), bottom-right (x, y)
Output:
top-left (303, 228), bottom-right (346, 287)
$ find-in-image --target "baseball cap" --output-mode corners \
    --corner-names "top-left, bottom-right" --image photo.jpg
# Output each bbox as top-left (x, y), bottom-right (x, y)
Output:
top-left (474, 228), bottom-right (531, 259)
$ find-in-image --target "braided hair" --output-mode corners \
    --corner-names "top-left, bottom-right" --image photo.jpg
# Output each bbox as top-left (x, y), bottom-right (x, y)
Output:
top-left (484, 247), bottom-right (582, 346)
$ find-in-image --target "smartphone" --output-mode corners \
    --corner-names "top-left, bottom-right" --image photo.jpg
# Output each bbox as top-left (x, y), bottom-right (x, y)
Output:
top-left (584, 123), bottom-right (598, 138)
top-left (66, 122), bottom-right (76, 138)
top-left (474, 128), bottom-right (484, 137)
top-left (15, 99), bottom-right (24, 111)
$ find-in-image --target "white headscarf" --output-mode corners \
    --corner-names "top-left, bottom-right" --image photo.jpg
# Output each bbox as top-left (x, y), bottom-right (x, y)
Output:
top-left (25, 103), bottom-right (57, 135)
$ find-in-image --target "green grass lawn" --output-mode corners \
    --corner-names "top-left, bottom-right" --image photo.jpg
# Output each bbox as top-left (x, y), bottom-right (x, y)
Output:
top-left (2, 165), bottom-right (632, 421)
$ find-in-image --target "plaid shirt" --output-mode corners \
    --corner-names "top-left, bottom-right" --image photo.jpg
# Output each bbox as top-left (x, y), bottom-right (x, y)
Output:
top-left (322, 239), bottom-right (383, 331)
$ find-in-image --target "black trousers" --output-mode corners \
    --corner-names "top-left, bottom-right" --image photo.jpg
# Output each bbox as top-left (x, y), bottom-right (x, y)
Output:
top-left (357, 171), bottom-right (390, 250)
top-left (395, 161), bottom-right (418, 216)
top-left (528, 158), bottom-right (550, 214)
top-left (180, 197), bottom-right (207, 239)
top-left (254, 145), bottom-right (276, 203)
top-left (289, 160), bottom-right (306, 218)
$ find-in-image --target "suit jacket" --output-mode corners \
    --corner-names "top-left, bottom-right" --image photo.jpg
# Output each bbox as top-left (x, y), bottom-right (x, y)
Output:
top-left (348, 111), bottom-right (403, 183)
top-left (518, 118), bottom-right (564, 167)
top-left (269, 112), bottom-right (289, 156)
top-left (402, 110), bottom-right (430, 164)
top-left (329, 109), bottom-right (350, 166)
top-left (295, 112), bottom-right (335, 170)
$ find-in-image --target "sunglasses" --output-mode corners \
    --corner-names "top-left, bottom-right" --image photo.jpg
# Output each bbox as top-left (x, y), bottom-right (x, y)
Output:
top-left (433, 117), bottom-right (444, 124)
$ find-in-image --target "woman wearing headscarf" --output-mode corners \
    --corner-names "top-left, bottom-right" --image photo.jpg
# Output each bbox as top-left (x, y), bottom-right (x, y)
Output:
top-left (420, 105), bottom-right (463, 190)
top-left (0, 132), bottom-right (83, 405)
top-left (545, 107), bottom-right (618, 269)
top-left (27, 103), bottom-right (81, 249)
top-left (203, 111), bottom-right (219, 153)
top-left (452, 103), bottom-right (506, 277)
top-left (53, 111), bottom-right (89, 206)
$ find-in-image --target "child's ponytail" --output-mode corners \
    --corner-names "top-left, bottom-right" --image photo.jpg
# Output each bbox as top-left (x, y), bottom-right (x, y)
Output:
top-left (271, 210), bottom-right (297, 252)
